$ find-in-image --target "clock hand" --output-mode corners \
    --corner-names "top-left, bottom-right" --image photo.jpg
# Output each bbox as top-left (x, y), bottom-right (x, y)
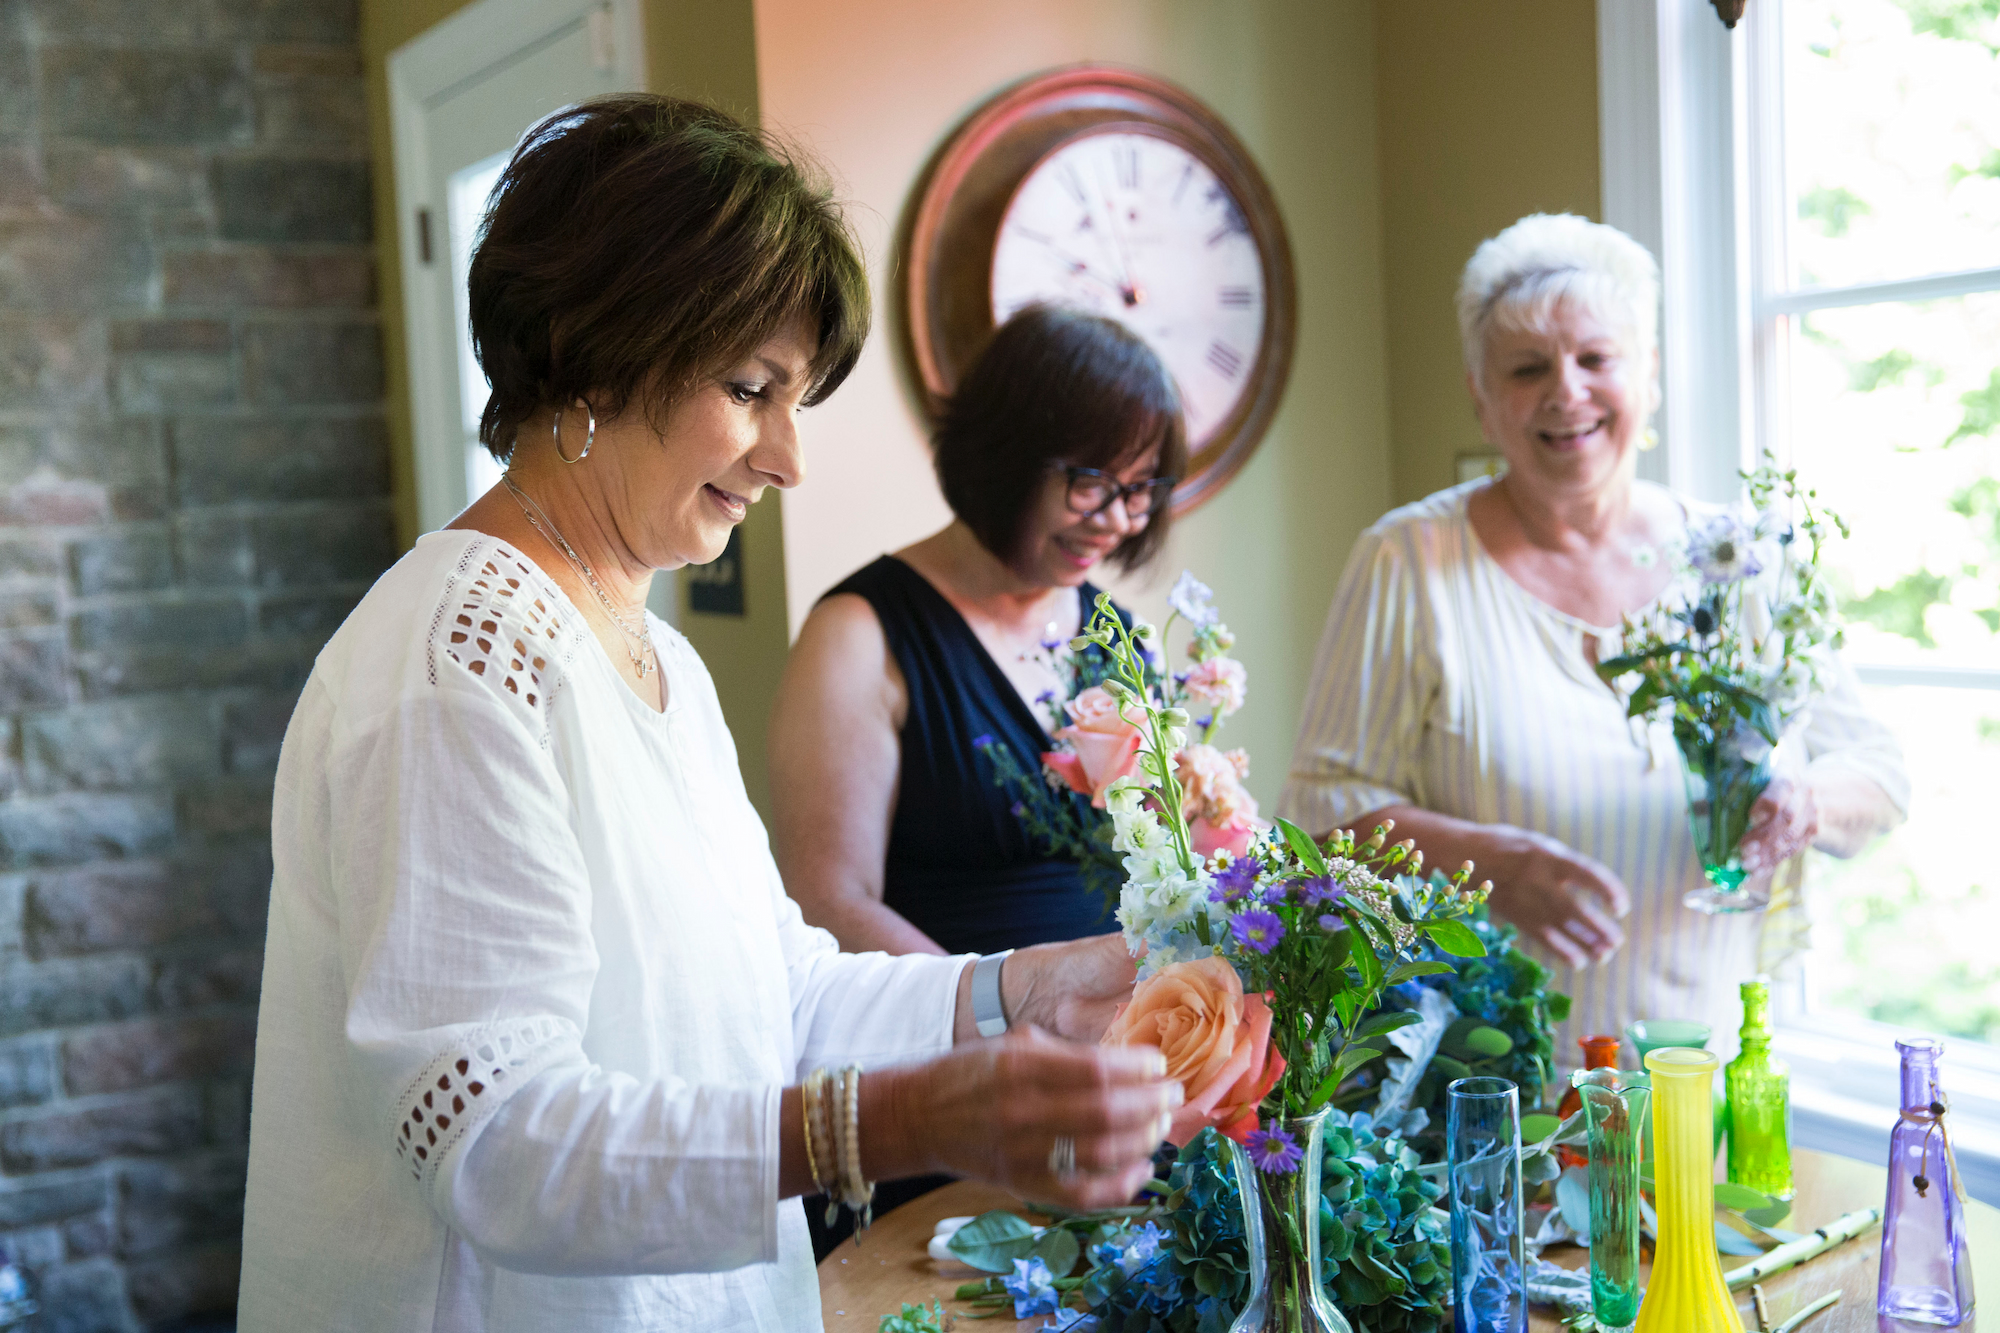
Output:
top-left (1089, 160), bottom-right (1144, 308)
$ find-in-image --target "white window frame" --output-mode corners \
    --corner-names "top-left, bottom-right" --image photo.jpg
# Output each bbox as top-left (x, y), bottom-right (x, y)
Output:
top-left (386, 0), bottom-right (648, 535)
top-left (1598, 0), bottom-right (2000, 1203)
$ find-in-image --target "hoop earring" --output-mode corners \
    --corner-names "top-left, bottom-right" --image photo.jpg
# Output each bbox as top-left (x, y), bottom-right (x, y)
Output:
top-left (553, 403), bottom-right (595, 464)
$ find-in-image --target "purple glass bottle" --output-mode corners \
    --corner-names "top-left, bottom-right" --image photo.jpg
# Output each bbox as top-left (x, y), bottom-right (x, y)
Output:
top-left (1878, 1038), bottom-right (1975, 1326)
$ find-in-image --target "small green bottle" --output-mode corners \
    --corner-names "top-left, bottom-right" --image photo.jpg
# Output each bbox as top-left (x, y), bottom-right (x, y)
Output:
top-left (1725, 977), bottom-right (1793, 1200)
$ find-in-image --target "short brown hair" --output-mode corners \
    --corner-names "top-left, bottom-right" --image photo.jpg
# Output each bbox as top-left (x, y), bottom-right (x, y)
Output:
top-left (933, 306), bottom-right (1185, 572)
top-left (469, 95), bottom-right (870, 458)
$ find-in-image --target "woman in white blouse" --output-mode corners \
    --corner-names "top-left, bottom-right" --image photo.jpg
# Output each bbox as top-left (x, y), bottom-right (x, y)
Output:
top-left (1279, 213), bottom-right (1907, 1047)
top-left (237, 97), bottom-right (1176, 1333)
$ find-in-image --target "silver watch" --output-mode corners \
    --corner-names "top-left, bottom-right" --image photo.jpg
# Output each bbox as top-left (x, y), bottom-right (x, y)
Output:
top-left (972, 950), bottom-right (1013, 1038)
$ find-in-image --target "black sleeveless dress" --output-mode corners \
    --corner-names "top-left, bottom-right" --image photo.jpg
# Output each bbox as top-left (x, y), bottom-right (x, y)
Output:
top-left (803, 556), bottom-right (1120, 1259)
top-left (823, 555), bottom-right (1116, 954)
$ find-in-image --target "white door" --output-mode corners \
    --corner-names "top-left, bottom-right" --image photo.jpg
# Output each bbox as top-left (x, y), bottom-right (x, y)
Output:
top-left (389, 0), bottom-right (674, 622)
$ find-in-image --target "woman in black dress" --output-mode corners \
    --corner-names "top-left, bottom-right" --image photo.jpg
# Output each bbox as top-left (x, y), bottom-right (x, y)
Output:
top-left (769, 306), bottom-right (1185, 1249)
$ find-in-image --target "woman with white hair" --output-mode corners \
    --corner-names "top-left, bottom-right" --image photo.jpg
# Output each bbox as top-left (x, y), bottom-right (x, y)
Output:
top-left (1279, 213), bottom-right (1907, 1046)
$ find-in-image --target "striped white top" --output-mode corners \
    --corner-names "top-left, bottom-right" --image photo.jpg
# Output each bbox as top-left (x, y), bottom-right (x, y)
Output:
top-left (1279, 480), bottom-right (1908, 1051)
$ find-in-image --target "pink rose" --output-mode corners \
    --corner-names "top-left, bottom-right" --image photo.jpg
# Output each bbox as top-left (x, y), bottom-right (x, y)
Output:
top-left (1101, 956), bottom-right (1286, 1145)
top-left (1183, 657), bottom-right (1247, 718)
top-left (1042, 686), bottom-right (1145, 808)
top-left (1177, 745), bottom-right (1260, 859)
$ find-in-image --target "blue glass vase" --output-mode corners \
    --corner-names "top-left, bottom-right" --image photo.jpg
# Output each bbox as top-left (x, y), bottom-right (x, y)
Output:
top-left (1446, 1077), bottom-right (1526, 1333)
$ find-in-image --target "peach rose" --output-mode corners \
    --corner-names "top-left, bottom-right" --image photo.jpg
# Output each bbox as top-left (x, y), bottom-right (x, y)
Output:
top-left (1177, 745), bottom-right (1261, 860)
top-left (1042, 686), bottom-right (1146, 808)
top-left (1101, 955), bottom-right (1285, 1145)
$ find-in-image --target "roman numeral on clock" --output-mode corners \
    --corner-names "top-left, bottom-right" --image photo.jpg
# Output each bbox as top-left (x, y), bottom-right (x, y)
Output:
top-left (1218, 286), bottom-right (1254, 308)
top-left (1115, 145), bottom-right (1140, 190)
top-left (1058, 164), bottom-right (1088, 205)
top-left (1205, 341), bottom-right (1244, 380)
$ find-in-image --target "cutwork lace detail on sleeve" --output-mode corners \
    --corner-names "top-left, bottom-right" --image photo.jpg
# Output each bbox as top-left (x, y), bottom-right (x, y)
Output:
top-left (393, 1016), bottom-right (576, 1185)
top-left (427, 541), bottom-right (586, 733)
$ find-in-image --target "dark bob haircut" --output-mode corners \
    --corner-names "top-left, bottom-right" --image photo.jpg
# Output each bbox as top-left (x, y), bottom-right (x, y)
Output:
top-left (934, 306), bottom-right (1186, 573)
top-left (470, 94), bottom-right (870, 458)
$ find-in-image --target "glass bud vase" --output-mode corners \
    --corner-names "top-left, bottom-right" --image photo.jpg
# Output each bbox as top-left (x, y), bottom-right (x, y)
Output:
top-left (1878, 1038), bottom-right (1975, 1326)
top-left (1446, 1077), bottom-right (1526, 1333)
top-left (1226, 1108), bottom-right (1352, 1333)
top-left (1725, 978), bottom-right (1793, 1201)
top-left (1633, 1048), bottom-right (1741, 1333)
top-left (1576, 1068), bottom-right (1651, 1330)
top-left (1677, 720), bottom-right (1772, 915)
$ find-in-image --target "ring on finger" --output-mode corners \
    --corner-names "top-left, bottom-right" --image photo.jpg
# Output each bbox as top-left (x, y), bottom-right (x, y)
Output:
top-left (1047, 1135), bottom-right (1077, 1181)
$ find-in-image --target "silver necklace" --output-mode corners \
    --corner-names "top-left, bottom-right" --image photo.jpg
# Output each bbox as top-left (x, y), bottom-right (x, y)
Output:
top-left (501, 474), bottom-right (657, 679)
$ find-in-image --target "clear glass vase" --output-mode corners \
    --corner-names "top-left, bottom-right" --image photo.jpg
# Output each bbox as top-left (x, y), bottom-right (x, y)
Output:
top-left (1633, 1048), bottom-right (1740, 1333)
top-left (1677, 721), bottom-right (1772, 914)
top-left (1878, 1038), bottom-right (1976, 1326)
top-left (1226, 1108), bottom-right (1353, 1333)
top-left (1446, 1077), bottom-right (1526, 1333)
top-left (1575, 1068), bottom-right (1651, 1330)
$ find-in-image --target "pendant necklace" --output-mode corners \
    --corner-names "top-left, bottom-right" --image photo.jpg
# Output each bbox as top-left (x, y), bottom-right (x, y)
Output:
top-left (500, 474), bottom-right (657, 680)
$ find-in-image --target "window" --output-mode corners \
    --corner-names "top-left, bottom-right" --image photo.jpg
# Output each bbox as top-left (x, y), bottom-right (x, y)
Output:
top-left (1751, 0), bottom-right (2000, 1066)
top-left (1599, 0), bottom-right (2000, 1198)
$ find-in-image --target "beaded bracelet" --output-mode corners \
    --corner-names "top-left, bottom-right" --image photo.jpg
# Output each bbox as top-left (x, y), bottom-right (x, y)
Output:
top-left (800, 1068), bottom-right (832, 1197)
top-left (838, 1064), bottom-right (874, 1234)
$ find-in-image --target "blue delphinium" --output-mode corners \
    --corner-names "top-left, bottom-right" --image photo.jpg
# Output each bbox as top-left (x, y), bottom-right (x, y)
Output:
top-left (1004, 1255), bottom-right (1061, 1319)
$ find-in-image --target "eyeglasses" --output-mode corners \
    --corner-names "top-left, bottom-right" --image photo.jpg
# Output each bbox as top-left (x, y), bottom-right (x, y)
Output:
top-left (1053, 464), bottom-right (1179, 519)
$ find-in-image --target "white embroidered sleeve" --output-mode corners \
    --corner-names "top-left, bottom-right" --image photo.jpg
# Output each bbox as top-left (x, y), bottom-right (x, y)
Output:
top-left (324, 565), bottom-right (780, 1276)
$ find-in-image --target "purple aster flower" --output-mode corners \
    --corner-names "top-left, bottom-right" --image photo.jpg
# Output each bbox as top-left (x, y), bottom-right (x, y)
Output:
top-left (1209, 858), bottom-right (1260, 905)
top-left (1244, 1122), bottom-right (1304, 1174)
top-left (1317, 913), bottom-right (1343, 931)
top-left (1003, 1255), bottom-right (1060, 1318)
top-left (1294, 874), bottom-right (1346, 907)
top-left (1230, 908), bottom-right (1285, 954)
top-left (973, 733), bottom-right (995, 748)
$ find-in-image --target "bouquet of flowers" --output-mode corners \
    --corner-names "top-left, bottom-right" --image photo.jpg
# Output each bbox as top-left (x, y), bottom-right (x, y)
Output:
top-left (1075, 577), bottom-right (1492, 1332)
top-left (1594, 460), bottom-right (1846, 913)
top-left (976, 573), bottom-right (1260, 913)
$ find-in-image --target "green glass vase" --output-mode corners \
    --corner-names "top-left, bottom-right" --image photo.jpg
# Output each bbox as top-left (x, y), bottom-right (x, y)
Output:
top-left (1576, 1067), bottom-right (1651, 1329)
top-left (1724, 979), bottom-right (1793, 1201)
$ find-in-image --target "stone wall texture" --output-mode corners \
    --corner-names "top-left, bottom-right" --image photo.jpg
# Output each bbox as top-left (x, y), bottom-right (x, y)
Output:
top-left (0, 0), bottom-right (386, 1326)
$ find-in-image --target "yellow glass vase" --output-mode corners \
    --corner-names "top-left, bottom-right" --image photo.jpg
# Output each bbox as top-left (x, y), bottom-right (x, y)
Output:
top-left (1633, 1048), bottom-right (1743, 1333)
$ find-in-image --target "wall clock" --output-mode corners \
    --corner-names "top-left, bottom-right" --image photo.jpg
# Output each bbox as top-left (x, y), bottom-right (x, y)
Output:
top-left (902, 65), bottom-right (1297, 514)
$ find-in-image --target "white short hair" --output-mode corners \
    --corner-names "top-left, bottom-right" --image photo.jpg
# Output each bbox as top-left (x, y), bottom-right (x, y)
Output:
top-left (1456, 213), bottom-right (1660, 391)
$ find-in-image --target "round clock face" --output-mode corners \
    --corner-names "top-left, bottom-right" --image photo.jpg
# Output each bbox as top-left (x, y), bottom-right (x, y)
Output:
top-left (990, 128), bottom-right (1267, 447)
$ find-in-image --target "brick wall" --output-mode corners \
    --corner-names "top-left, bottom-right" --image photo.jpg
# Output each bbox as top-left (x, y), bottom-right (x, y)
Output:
top-left (0, 1), bottom-right (388, 1327)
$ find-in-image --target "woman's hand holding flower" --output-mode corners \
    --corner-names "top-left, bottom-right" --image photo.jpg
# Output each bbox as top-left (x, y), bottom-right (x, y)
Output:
top-left (892, 1026), bottom-right (1180, 1211)
top-left (1100, 955), bottom-right (1283, 1145)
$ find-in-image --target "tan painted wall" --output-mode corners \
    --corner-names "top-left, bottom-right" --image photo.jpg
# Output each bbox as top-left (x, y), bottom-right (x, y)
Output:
top-left (754, 0), bottom-right (1394, 810)
top-left (359, 0), bottom-right (791, 816)
top-left (1374, 0), bottom-right (1603, 508)
top-left (359, 0), bottom-right (1605, 815)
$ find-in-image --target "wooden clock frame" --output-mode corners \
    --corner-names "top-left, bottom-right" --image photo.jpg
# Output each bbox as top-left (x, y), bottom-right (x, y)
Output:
top-left (899, 64), bottom-right (1298, 515)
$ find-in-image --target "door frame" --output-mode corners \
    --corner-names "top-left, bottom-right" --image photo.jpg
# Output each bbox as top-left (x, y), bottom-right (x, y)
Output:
top-left (388, 0), bottom-right (648, 534)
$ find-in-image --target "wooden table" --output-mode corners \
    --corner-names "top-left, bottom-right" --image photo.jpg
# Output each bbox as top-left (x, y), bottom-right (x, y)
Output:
top-left (820, 1149), bottom-right (1997, 1331)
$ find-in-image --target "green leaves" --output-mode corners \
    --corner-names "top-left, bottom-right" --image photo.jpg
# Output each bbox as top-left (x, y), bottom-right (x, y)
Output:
top-left (1422, 919), bottom-right (1487, 958)
top-left (1277, 817), bottom-right (1328, 876)
top-left (944, 1211), bottom-right (1035, 1272)
top-left (1383, 960), bottom-right (1455, 986)
top-left (943, 1211), bottom-right (1084, 1277)
top-left (1712, 1181), bottom-right (1773, 1212)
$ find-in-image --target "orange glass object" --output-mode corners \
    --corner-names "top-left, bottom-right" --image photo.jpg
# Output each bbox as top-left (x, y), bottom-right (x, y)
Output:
top-left (1558, 1035), bottom-right (1622, 1168)
top-left (1633, 1048), bottom-right (1743, 1333)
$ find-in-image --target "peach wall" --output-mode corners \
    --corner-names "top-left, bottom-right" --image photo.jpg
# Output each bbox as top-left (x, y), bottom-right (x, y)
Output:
top-left (754, 0), bottom-right (1394, 806)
